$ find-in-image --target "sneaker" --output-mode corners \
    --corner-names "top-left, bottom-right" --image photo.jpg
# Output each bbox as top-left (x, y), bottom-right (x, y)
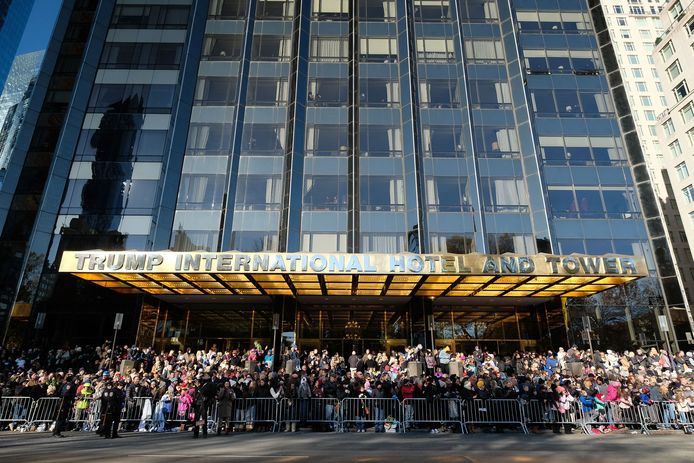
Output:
top-left (430, 429), bottom-right (436, 434)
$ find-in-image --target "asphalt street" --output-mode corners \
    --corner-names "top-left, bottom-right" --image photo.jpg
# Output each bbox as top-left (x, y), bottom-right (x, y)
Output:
top-left (1, 431), bottom-right (693, 463)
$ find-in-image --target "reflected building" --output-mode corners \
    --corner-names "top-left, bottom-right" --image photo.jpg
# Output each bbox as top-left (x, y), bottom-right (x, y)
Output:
top-left (0, 0), bottom-right (691, 353)
top-left (0, 50), bottom-right (45, 185)
top-left (0, 0), bottom-right (35, 91)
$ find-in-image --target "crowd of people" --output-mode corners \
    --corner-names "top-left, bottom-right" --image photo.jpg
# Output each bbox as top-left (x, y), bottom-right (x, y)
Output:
top-left (2, 341), bottom-right (694, 437)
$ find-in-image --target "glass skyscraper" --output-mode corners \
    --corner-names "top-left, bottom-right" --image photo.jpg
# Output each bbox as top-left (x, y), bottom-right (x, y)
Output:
top-left (0, 0), bottom-right (35, 91)
top-left (0, 0), bottom-right (690, 352)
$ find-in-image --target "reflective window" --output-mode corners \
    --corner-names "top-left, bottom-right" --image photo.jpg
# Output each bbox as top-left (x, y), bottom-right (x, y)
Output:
top-left (310, 37), bottom-right (349, 62)
top-left (413, 0), bottom-right (451, 21)
top-left (240, 124), bottom-right (286, 156)
top-left (361, 233), bottom-right (406, 253)
top-left (430, 234), bottom-right (476, 253)
top-left (360, 37), bottom-right (398, 62)
top-left (89, 84), bottom-right (175, 112)
top-left (468, 79), bottom-right (511, 108)
top-left (202, 35), bottom-right (243, 60)
top-left (419, 79), bottom-right (460, 108)
top-left (524, 49), bottom-right (600, 75)
top-left (531, 89), bottom-right (613, 116)
top-left (306, 124), bottom-right (348, 157)
top-left (111, 5), bottom-right (190, 29)
top-left (359, 0), bottom-right (396, 21)
top-left (422, 126), bottom-right (464, 157)
top-left (479, 178), bottom-right (529, 212)
top-left (417, 38), bottom-right (456, 63)
top-left (516, 11), bottom-right (591, 33)
top-left (308, 78), bottom-right (348, 106)
top-left (247, 78), bottom-right (289, 105)
top-left (195, 77), bottom-right (238, 106)
top-left (209, 0), bottom-right (248, 19)
top-left (359, 79), bottom-right (399, 107)
top-left (235, 175), bottom-right (282, 210)
top-left (459, 0), bottom-right (498, 21)
top-left (252, 36), bottom-right (292, 61)
top-left (539, 136), bottom-right (625, 166)
top-left (176, 174), bottom-right (227, 210)
top-left (101, 43), bottom-right (183, 69)
top-left (312, 0), bottom-right (349, 20)
top-left (187, 123), bottom-right (233, 155)
top-left (425, 177), bottom-right (469, 212)
top-left (231, 231), bottom-right (279, 252)
top-left (361, 176), bottom-right (405, 211)
top-left (303, 176), bottom-right (348, 211)
top-left (359, 125), bottom-right (402, 157)
top-left (303, 233), bottom-right (348, 252)
top-left (256, 0), bottom-right (294, 19)
top-left (464, 39), bottom-right (504, 63)
top-left (474, 126), bottom-right (519, 158)
top-left (487, 234), bottom-right (535, 254)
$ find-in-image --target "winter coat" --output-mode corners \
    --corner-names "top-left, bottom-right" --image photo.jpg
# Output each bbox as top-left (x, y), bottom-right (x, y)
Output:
top-left (216, 387), bottom-right (234, 418)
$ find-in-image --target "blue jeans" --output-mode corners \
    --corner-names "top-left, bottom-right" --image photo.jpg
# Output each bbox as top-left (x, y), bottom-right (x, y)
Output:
top-left (325, 403), bottom-right (335, 430)
top-left (662, 403), bottom-right (676, 427)
top-left (356, 415), bottom-right (365, 431)
top-left (299, 399), bottom-right (309, 423)
top-left (374, 406), bottom-right (384, 432)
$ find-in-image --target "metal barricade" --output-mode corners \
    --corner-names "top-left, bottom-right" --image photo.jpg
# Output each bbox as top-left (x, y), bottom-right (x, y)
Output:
top-left (28, 397), bottom-right (63, 430)
top-left (70, 396), bottom-right (101, 431)
top-left (639, 401), bottom-right (693, 434)
top-left (581, 402), bottom-right (645, 434)
top-left (120, 397), bottom-right (154, 431)
top-left (521, 399), bottom-right (552, 428)
top-left (0, 396), bottom-right (33, 429)
top-left (401, 398), bottom-right (465, 433)
top-left (341, 397), bottom-right (403, 433)
top-left (463, 399), bottom-right (528, 434)
top-left (521, 399), bottom-right (582, 430)
top-left (226, 398), bottom-right (279, 432)
top-left (277, 397), bottom-right (338, 432)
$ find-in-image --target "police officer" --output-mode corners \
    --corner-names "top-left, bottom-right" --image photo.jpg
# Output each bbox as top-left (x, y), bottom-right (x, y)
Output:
top-left (52, 376), bottom-right (77, 438)
top-left (101, 380), bottom-right (125, 438)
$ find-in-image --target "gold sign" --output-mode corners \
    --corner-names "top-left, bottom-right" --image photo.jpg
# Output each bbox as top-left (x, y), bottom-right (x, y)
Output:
top-left (60, 251), bottom-right (646, 276)
top-left (59, 251), bottom-right (647, 299)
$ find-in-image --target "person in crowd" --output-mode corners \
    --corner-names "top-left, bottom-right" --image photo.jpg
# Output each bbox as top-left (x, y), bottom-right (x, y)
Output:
top-left (100, 379), bottom-right (124, 439)
top-left (216, 380), bottom-right (234, 435)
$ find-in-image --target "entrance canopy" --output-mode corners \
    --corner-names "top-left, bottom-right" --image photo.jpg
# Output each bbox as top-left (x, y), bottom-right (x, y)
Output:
top-left (59, 251), bottom-right (647, 299)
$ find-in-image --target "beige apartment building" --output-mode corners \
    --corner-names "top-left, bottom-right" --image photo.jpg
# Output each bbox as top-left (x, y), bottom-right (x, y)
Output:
top-left (602, 0), bottom-right (694, 302)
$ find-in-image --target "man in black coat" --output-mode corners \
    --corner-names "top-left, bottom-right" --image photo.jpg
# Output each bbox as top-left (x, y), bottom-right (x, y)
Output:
top-left (192, 377), bottom-right (216, 438)
top-left (101, 380), bottom-right (125, 438)
top-left (125, 375), bottom-right (147, 430)
top-left (52, 377), bottom-right (77, 437)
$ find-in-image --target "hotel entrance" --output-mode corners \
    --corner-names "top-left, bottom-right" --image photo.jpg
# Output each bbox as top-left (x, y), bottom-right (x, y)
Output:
top-left (291, 303), bottom-right (411, 357)
top-left (289, 299), bottom-right (560, 356)
top-left (157, 297), bottom-right (565, 357)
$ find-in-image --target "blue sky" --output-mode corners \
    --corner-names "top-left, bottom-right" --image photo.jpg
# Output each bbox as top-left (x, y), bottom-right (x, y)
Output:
top-left (16, 0), bottom-right (63, 56)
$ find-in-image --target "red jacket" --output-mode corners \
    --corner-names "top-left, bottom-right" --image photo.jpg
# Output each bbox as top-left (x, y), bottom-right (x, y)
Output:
top-left (401, 383), bottom-right (416, 399)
